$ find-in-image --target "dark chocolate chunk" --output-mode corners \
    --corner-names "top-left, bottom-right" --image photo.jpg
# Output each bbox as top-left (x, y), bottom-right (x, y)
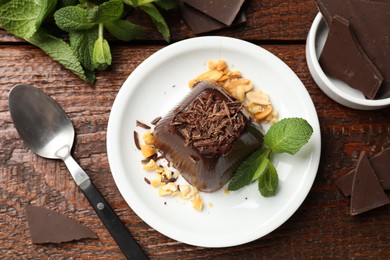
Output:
top-left (335, 147), bottom-right (390, 196)
top-left (136, 120), bottom-right (151, 129)
top-left (319, 15), bottom-right (383, 99)
top-left (178, 0), bottom-right (246, 34)
top-left (370, 147), bottom-right (390, 190)
top-left (134, 130), bottom-right (141, 150)
top-left (315, 0), bottom-right (390, 99)
top-left (335, 170), bottom-right (354, 196)
top-left (350, 152), bottom-right (389, 215)
top-left (182, 0), bottom-right (245, 26)
top-left (151, 116), bottom-right (162, 125)
top-left (153, 81), bottom-right (263, 192)
top-left (26, 205), bottom-right (98, 244)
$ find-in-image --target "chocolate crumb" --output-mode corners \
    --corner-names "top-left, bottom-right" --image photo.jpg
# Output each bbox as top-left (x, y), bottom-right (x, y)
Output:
top-left (164, 202), bottom-right (167, 205)
top-left (133, 131), bottom-right (141, 150)
top-left (151, 116), bottom-right (162, 125)
top-left (144, 177), bottom-right (151, 185)
top-left (136, 120), bottom-right (151, 129)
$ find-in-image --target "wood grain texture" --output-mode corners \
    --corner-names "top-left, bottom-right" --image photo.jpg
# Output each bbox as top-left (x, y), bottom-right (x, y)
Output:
top-left (0, 0), bottom-right (318, 43)
top-left (1, 1), bottom-right (390, 259)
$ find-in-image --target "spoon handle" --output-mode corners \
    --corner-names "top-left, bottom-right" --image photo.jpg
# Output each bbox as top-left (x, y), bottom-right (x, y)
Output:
top-left (79, 179), bottom-right (149, 260)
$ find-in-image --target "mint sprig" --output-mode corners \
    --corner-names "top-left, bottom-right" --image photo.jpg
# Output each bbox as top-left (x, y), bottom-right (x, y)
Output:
top-left (0, 0), bottom-right (175, 83)
top-left (228, 118), bottom-right (313, 197)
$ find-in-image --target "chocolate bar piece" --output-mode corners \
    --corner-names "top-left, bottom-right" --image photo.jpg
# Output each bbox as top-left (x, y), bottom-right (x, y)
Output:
top-left (178, 0), bottom-right (246, 34)
top-left (182, 0), bottom-right (245, 26)
top-left (153, 81), bottom-right (263, 192)
top-left (335, 147), bottom-right (390, 196)
top-left (319, 15), bottom-right (383, 99)
top-left (335, 170), bottom-right (354, 196)
top-left (26, 205), bottom-right (98, 244)
top-left (369, 147), bottom-right (390, 189)
top-left (350, 152), bottom-right (389, 215)
top-left (315, 0), bottom-right (390, 99)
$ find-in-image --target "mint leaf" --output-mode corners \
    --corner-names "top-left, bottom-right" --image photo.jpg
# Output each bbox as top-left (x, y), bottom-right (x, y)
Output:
top-left (87, 0), bottom-right (107, 4)
top-left (54, 6), bottom-right (95, 32)
top-left (155, 0), bottom-right (177, 10)
top-left (69, 26), bottom-right (99, 71)
top-left (252, 157), bottom-right (270, 182)
top-left (264, 118), bottom-right (313, 155)
top-left (90, 0), bottom-right (124, 23)
top-left (93, 36), bottom-right (112, 70)
top-left (105, 19), bottom-right (143, 41)
top-left (0, 0), bottom-right (57, 38)
top-left (0, 0), bottom-right (11, 6)
top-left (58, 0), bottom-right (78, 7)
top-left (258, 160), bottom-right (278, 197)
top-left (228, 147), bottom-right (269, 191)
top-left (139, 3), bottom-right (170, 42)
top-left (27, 29), bottom-right (95, 83)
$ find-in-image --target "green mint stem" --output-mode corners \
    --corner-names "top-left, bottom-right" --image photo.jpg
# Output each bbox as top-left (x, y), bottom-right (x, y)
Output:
top-left (123, 0), bottom-right (156, 6)
top-left (251, 147), bottom-right (271, 182)
top-left (98, 22), bottom-right (104, 39)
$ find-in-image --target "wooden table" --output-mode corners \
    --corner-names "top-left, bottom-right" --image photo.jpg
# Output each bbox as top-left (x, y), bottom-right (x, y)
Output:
top-left (1, 1), bottom-right (390, 258)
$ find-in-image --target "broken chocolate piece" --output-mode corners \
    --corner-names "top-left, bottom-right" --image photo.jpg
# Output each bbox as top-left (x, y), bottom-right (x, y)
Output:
top-left (26, 205), bottom-right (98, 244)
top-left (178, 0), bottom-right (246, 34)
top-left (370, 147), bottom-right (390, 190)
top-left (335, 170), bottom-right (354, 196)
top-left (154, 81), bottom-right (263, 192)
top-left (182, 0), bottom-right (245, 26)
top-left (319, 15), bottom-right (383, 99)
top-left (350, 152), bottom-right (389, 215)
top-left (315, 0), bottom-right (390, 99)
top-left (336, 147), bottom-right (390, 196)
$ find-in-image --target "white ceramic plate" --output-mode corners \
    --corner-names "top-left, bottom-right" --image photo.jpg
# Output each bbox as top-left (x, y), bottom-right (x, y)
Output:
top-left (107, 36), bottom-right (321, 247)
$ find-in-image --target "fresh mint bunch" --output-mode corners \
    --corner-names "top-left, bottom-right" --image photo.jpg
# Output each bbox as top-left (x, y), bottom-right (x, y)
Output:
top-left (0, 0), bottom-right (176, 83)
top-left (228, 118), bottom-right (313, 197)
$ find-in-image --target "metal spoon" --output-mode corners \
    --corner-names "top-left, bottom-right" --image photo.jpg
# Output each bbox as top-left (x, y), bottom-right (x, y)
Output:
top-left (9, 84), bottom-right (148, 259)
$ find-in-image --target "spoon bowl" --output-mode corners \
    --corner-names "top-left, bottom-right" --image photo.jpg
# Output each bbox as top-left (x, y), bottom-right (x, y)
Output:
top-left (9, 84), bottom-right (74, 159)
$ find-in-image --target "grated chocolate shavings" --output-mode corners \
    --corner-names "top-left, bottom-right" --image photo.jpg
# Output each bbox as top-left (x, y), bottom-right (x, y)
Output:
top-left (136, 120), bottom-right (151, 129)
top-left (134, 131), bottom-right (141, 150)
top-left (141, 153), bottom-right (158, 164)
top-left (151, 116), bottom-right (162, 125)
top-left (144, 177), bottom-right (151, 185)
top-left (170, 89), bottom-right (247, 156)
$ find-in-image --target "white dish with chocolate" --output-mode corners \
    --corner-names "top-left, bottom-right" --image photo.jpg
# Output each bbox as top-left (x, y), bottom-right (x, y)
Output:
top-left (107, 36), bottom-right (321, 247)
top-left (306, 13), bottom-right (390, 110)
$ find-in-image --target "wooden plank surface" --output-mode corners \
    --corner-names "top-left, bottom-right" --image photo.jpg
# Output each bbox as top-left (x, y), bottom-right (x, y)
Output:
top-left (1, 0), bottom-right (390, 259)
top-left (0, 0), bottom-right (318, 43)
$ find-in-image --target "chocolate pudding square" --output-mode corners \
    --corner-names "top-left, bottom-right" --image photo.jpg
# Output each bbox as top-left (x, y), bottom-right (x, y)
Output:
top-left (154, 81), bottom-right (263, 192)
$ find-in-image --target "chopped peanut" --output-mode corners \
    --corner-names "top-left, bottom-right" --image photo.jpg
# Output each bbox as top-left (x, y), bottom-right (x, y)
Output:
top-left (151, 174), bottom-right (161, 188)
top-left (142, 131), bottom-right (155, 145)
top-left (158, 182), bottom-right (178, 196)
top-left (140, 144), bottom-right (156, 158)
top-left (143, 159), bottom-right (158, 171)
top-left (178, 184), bottom-right (191, 198)
top-left (246, 90), bottom-right (270, 105)
top-left (216, 60), bottom-right (227, 71)
top-left (191, 194), bottom-right (203, 211)
top-left (254, 105), bottom-right (273, 121)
